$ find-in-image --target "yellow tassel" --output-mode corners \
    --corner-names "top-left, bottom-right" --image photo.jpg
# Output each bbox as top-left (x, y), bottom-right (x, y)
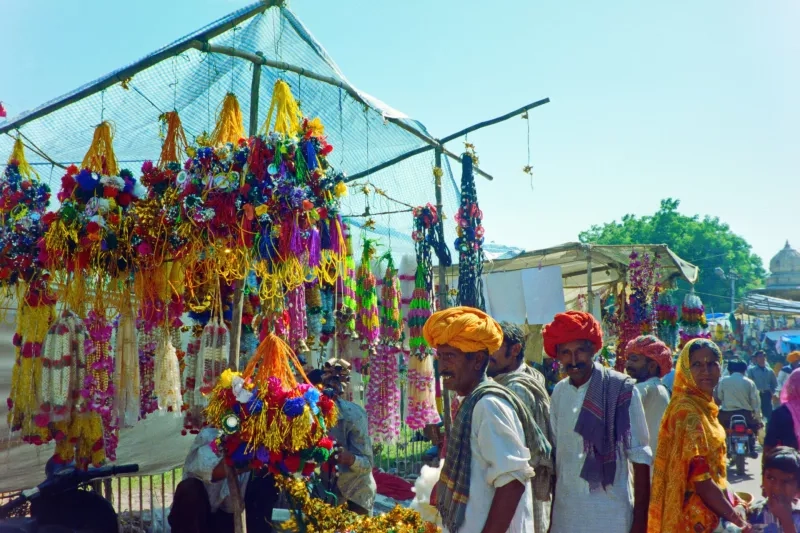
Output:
top-left (7, 137), bottom-right (39, 180)
top-left (334, 181), bottom-right (347, 198)
top-left (81, 121), bottom-right (119, 175)
top-left (210, 93), bottom-right (245, 146)
top-left (289, 406), bottom-right (313, 452)
top-left (262, 80), bottom-right (302, 137)
top-left (158, 111), bottom-right (189, 169)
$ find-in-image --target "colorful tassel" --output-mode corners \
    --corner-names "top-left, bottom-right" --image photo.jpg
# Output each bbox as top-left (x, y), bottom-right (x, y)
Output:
top-left (81, 121), bottom-right (119, 176)
top-left (262, 80), bottom-right (302, 137)
top-left (158, 110), bottom-right (189, 169)
top-left (7, 136), bottom-right (39, 180)
top-left (210, 93), bottom-right (245, 146)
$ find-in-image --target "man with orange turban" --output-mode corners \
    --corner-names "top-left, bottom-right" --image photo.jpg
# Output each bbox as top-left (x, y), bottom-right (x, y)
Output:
top-left (542, 311), bottom-right (652, 533)
top-left (778, 351), bottom-right (800, 395)
top-left (624, 335), bottom-right (672, 458)
top-left (423, 306), bottom-right (551, 533)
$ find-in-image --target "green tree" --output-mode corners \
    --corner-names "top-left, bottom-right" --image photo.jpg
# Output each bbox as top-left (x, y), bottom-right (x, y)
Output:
top-left (578, 198), bottom-right (766, 313)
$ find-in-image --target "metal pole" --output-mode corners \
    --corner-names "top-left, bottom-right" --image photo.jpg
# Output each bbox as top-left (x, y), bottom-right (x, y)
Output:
top-left (435, 147), bottom-right (452, 436)
top-left (586, 246), bottom-right (594, 315)
top-left (731, 277), bottom-right (736, 315)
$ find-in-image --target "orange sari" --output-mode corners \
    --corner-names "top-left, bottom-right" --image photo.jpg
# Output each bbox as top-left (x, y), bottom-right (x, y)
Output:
top-left (648, 339), bottom-right (728, 533)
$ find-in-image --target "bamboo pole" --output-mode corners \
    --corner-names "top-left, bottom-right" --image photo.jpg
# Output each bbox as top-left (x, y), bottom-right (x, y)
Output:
top-left (434, 148), bottom-right (452, 436)
top-left (440, 98), bottom-right (550, 144)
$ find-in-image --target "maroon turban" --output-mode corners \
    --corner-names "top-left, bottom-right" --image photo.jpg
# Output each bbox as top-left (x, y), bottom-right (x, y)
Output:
top-left (542, 311), bottom-right (603, 358)
top-left (625, 335), bottom-right (673, 377)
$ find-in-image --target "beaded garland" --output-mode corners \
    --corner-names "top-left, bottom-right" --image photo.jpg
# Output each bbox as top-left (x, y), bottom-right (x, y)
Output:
top-left (454, 154), bottom-right (485, 310)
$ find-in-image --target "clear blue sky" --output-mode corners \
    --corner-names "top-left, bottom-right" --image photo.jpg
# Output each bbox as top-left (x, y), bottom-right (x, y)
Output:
top-left (3, 0), bottom-right (798, 270)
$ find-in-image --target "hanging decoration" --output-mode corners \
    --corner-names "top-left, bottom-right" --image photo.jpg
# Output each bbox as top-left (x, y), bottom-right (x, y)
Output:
top-left (454, 153), bottom-right (485, 309)
top-left (406, 205), bottom-right (442, 430)
top-left (210, 93), bottom-right (245, 146)
top-left (305, 280), bottom-right (323, 353)
top-left (365, 253), bottom-right (402, 444)
top-left (204, 333), bottom-right (337, 476)
top-left (656, 290), bottom-right (679, 350)
top-left (335, 228), bottom-right (358, 341)
top-left (154, 331), bottom-right (182, 413)
top-left (679, 289), bottom-right (710, 348)
top-left (356, 239), bottom-right (380, 368)
top-left (114, 301), bottom-right (140, 427)
top-left (614, 251), bottom-right (660, 372)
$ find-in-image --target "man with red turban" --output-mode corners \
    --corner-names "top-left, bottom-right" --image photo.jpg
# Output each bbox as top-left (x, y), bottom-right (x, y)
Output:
top-left (423, 306), bottom-right (551, 533)
top-left (542, 311), bottom-right (652, 533)
top-left (624, 335), bottom-right (672, 458)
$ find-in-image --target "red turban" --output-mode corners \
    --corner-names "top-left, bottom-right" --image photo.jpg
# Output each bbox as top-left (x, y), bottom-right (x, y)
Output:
top-left (625, 335), bottom-right (673, 377)
top-left (542, 311), bottom-right (603, 358)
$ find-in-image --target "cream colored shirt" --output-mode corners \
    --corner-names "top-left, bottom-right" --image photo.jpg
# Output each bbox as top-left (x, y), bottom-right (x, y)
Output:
top-left (634, 376), bottom-right (670, 458)
top-left (716, 372), bottom-right (762, 420)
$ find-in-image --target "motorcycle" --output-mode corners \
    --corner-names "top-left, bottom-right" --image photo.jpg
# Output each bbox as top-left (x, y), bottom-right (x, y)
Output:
top-left (0, 463), bottom-right (139, 533)
top-left (726, 414), bottom-right (752, 476)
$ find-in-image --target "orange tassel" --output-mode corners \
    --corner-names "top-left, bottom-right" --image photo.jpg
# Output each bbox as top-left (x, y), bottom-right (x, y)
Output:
top-left (81, 121), bottom-right (119, 175)
top-left (158, 111), bottom-right (188, 169)
top-left (242, 333), bottom-right (310, 387)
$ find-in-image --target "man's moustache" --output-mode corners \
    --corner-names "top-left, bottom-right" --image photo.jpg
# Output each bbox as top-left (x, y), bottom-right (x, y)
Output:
top-left (565, 362), bottom-right (588, 371)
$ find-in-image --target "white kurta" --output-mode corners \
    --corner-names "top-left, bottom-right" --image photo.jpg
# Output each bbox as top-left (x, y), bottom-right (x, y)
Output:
top-left (445, 395), bottom-right (535, 533)
top-left (635, 376), bottom-right (670, 458)
top-left (181, 427), bottom-right (249, 513)
top-left (549, 375), bottom-right (653, 533)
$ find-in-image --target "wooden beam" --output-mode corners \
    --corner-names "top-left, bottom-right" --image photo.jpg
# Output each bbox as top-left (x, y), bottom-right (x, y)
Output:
top-left (0, 1), bottom-right (277, 136)
top-left (440, 98), bottom-right (551, 145)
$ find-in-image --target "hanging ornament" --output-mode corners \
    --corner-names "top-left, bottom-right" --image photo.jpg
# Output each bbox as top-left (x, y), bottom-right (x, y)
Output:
top-left (154, 331), bottom-right (182, 414)
top-left (615, 251), bottom-right (660, 372)
top-left (454, 154), bottom-right (485, 309)
top-left (656, 290), bottom-right (679, 349)
top-left (356, 239), bottom-right (380, 359)
top-left (114, 301), bottom-right (140, 427)
top-left (679, 289), bottom-right (710, 348)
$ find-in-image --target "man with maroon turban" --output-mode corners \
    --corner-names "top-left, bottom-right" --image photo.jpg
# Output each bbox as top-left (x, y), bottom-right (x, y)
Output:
top-left (624, 335), bottom-right (672, 458)
top-left (543, 311), bottom-right (652, 533)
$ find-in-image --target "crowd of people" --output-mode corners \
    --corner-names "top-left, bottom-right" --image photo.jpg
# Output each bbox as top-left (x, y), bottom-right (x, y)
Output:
top-left (167, 305), bottom-right (800, 533)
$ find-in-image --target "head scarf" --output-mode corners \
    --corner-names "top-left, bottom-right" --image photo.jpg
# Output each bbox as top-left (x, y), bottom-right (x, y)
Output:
top-left (788, 351), bottom-right (800, 365)
top-left (625, 335), bottom-right (673, 377)
top-left (542, 311), bottom-right (603, 358)
top-left (648, 339), bottom-right (727, 533)
top-left (422, 306), bottom-right (503, 354)
top-left (780, 368), bottom-right (800, 447)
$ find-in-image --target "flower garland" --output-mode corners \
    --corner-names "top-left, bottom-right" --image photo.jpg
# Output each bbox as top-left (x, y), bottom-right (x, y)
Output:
top-left (614, 252), bottom-right (660, 372)
top-left (287, 284), bottom-right (309, 354)
top-left (7, 281), bottom-right (56, 445)
top-left (305, 280), bottom-right (323, 352)
top-left (205, 333), bottom-right (337, 476)
top-left (356, 239), bottom-right (380, 372)
top-left (137, 317), bottom-right (159, 419)
top-left (365, 254), bottom-right (402, 444)
top-left (278, 475), bottom-right (439, 533)
top-left (656, 291), bottom-right (679, 350)
top-left (406, 206), bottom-right (441, 430)
top-left (334, 230), bottom-right (358, 341)
top-left (114, 304), bottom-right (140, 427)
top-left (154, 330), bottom-right (183, 414)
top-left (196, 317), bottom-right (230, 406)
top-left (454, 154), bottom-right (485, 309)
top-left (679, 290), bottom-right (710, 348)
top-left (182, 327), bottom-right (204, 434)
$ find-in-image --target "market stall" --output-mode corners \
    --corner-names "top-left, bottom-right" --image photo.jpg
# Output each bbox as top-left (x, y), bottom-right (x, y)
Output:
top-left (0, 2), bottom-right (550, 529)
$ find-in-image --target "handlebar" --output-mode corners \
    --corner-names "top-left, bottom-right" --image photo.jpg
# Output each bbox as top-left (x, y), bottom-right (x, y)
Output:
top-left (0, 464), bottom-right (139, 519)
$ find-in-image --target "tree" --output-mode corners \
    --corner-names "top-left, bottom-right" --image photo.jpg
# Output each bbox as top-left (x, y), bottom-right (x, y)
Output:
top-left (578, 198), bottom-right (766, 313)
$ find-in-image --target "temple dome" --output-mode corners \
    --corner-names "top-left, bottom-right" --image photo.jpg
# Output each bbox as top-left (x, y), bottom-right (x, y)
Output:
top-left (767, 241), bottom-right (800, 287)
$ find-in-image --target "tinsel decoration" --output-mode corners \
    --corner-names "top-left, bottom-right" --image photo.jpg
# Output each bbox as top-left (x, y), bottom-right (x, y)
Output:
top-left (204, 333), bottom-right (337, 476)
top-left (364, 253), bottom-right (402, 444)
top-left (406, 206), bottom-right (441, 430)
top-left (154, 330), bottom-right (182, 414)
top-left (355, 239), bottom-right (380, 356)
top-left (114, 303), bottom-right (140, 427)
top-left (81, 121), bottom-right (119, 177)
top-left (278, 475), bottom-right (439, 533)
top-left (679, 289), bottom-right (710, 348)
top-left (454, 154), bottom-right (485, 310)
top-left (262, 79), bottom-right (303, 137)
top-left (614, 251), bottom-right (660, 372)
top-left (157, 110), bottom-right (188, 168)
top-left (210, 93), bottom-right (245, 146)
top-left (335, 229), bottom-right (357, 340)
top-left (656, 291), bottom-right (679, 349)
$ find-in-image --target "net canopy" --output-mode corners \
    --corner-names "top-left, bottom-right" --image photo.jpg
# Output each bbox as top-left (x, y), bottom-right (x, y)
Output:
top-left (0, 0), bottom-right (460, 254)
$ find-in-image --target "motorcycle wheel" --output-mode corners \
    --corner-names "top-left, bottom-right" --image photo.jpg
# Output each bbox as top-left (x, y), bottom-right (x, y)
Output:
top-left (735, 454), bottom-right (746, 476)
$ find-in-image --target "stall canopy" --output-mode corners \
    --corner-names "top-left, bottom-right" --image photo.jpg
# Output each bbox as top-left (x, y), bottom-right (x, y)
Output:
top-left (0, 0), bottom-right (462, 244)
top-left (739, 293), bottom-right (800, 316)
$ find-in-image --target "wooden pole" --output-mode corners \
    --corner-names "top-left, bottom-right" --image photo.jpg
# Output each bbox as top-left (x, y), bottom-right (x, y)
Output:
top-left (225, 56), bottom-right (263, 533)
top-left (586, 245), bottom-right (594, 316)
top-left (434, 147), bottom-right (452, 436)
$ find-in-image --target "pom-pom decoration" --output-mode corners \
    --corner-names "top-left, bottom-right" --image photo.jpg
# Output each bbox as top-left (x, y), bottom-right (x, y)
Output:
top-left (204, 333), bottom-right (337, 476)
top-left (656, 290), bottom-right (679, 349)
top-left (679, 289), bottom-right (711, 348)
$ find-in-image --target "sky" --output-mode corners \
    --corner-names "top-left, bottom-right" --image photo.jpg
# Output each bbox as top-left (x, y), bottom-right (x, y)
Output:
top-left (2, 0), bottom-right (798, 271)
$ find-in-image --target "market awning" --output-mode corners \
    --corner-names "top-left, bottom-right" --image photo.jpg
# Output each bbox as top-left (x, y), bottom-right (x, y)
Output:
top-left (739, 293), bottom-right (800, 316)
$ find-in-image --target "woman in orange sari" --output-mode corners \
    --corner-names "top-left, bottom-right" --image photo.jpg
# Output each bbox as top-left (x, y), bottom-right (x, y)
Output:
top-left (648, 339), bottom-right (748, 532)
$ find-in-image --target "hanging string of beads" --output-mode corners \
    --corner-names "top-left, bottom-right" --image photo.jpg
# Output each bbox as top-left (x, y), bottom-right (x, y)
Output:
top-left (454, 151), bottom-right (485, 309)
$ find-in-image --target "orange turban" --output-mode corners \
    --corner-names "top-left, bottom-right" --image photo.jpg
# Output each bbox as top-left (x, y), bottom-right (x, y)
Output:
top-left (625, 335), bottom-right (673, 377)
top-left (788, 351), bottom-right (800, 364)
top-left (422, 306), bottom-right (503, 354)
top-left (542, 311), bottom-right (603, 358)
